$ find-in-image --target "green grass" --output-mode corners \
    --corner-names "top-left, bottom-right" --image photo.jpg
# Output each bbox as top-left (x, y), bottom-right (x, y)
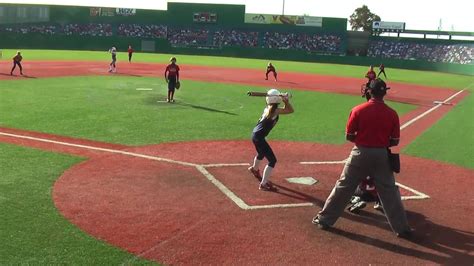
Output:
top-left (0, 143), bottom-right (154, 264)
top-left (0, 76), bottom-right (415, 145)
top-left (403, 93), bottom-right (474, 169)
top-left (1, 49), bottom-right (473, 89)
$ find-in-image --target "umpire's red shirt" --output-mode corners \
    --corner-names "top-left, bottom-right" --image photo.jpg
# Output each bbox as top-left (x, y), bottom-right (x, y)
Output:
top-left (346, 99), bottom-right (400, 148)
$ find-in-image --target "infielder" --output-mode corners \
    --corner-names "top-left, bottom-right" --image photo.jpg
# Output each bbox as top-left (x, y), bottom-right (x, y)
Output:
top-left (109, 47), bottom-right (117, 73)
top-left (265, 62), bottom-right (277, 81)
top-left (10, 51), bottom-right (23, 76)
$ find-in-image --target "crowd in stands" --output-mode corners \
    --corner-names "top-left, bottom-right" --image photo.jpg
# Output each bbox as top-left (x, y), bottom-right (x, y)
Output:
top-left (0, 24), bottom-right (57, 34)
top-left (60, 23), bottom-right (112, 37)
top-left (4, 22), bottom-right (472, 64)
top-left (167, 28), bottom-right (210, 47)
top-left (117, 24), bottom-right (167, 39)
top-left (368, 40), bottom-right (474, 64)
top-left (212, 30), bottom-right (259, 47)
top-left (263, 32), bottom-right (342, 53)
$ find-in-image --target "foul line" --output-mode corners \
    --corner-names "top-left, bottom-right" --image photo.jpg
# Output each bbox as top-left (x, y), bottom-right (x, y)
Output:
top-left (202, 163), bottom-right (250, 168)
top-left (0, 131), bottom-right (197, 167)
top-left (401, 89), bottom-right (464, 130)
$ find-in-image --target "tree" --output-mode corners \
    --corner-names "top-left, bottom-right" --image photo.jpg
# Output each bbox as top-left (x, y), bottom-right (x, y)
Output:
top-left (349, 5), bottom-right (381, 32)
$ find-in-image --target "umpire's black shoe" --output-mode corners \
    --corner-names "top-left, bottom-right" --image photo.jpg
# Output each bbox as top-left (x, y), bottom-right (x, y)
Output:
top-left (396, 228), bottom-right (414, 239)
top-left (312, 216), bottom-right (330, 230)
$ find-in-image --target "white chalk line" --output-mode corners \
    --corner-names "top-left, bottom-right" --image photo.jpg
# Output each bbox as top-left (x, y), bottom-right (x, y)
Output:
top-left (400, 89), bottom-right (464, 130)
top-left (202, 163), bottom-right (249, 167)
top-left (0, 132), bottom-right (197, 167)
top-left (397, 182), bottom-right (430, 200)
top-left (195, 165), bottom-right (250, 210)
top-left (300, 160), bottom-right (347, 165)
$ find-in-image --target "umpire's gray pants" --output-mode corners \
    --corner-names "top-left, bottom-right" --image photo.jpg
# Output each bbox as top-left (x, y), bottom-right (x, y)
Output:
top-left (317, 146), bottom-right (410, 234)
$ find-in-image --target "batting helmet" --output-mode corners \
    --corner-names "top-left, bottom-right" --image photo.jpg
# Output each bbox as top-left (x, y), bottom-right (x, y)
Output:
top-left (170, 57), bottom-right (177, 62)
top-left (266, 89), bottom-right (282, 104)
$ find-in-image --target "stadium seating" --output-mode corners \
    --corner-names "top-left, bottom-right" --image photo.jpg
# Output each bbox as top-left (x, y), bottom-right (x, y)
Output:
top-left (368, 40), bottom-right (474, 64)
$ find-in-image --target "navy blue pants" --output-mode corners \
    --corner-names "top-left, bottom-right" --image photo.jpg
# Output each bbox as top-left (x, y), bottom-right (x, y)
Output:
top-left (11, 61), bottom-right (22, 74)
top-left (168, 76), bottom-right (177, 92)
top-left (252, 135), bottom-right (277, 167)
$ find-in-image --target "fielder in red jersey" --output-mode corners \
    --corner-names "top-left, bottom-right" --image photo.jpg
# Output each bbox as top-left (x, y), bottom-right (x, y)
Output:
top-left (265, 62), bottom-right (277, 81)
top-left (378, 63), bottom-right (387, 79)
top-left (164, 57), bottom-right (180, 103)
top-left (127, 45), bottom-right (134, 63)
top-left (362, 65), bottom-right (377, 100)
top-left (10, 51), bottom-right (23, 76)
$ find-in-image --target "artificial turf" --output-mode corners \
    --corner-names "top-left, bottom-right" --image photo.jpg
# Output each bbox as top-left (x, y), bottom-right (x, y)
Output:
top-left (403, 93), bottom-right (474, 169)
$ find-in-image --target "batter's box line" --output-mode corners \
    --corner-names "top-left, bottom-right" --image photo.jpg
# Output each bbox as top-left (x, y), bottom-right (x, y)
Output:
top-left (199, 163), bottom-right (429, 210)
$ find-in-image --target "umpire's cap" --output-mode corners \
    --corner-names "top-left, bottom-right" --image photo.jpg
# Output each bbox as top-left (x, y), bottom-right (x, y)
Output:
top-left (368, 78), bottom-right (390, 92)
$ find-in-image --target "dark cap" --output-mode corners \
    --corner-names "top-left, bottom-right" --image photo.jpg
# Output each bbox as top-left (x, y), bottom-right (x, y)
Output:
top-left (368, 78), bottom-right (390, 92)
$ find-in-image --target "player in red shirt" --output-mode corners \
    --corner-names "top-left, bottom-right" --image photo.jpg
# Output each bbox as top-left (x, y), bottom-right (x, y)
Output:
top-left (10, 51), bottom-right (23, 76)
top-left (265, 62), bottom-right (277, 81)
top-left (362, 65), bottom-right (377, 101)
top-left (164, 57), bottom-right (180, 103)
top-left (378, 63), bottom-right (387, 79)
top-left (127, 45), bottom-right (134, 63)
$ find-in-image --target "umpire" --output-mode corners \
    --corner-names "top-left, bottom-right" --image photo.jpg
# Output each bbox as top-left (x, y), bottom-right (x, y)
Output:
top-left (312, 78), bottom-right (412, 238)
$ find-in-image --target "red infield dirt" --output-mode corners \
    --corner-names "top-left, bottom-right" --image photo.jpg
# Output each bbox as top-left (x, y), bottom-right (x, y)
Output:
top-left (0, 61), bottom-right (473, 264)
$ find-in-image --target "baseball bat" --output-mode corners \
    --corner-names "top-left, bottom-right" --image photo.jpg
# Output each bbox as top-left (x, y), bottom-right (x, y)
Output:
top-left (247, 91), bottom-right (292, 98)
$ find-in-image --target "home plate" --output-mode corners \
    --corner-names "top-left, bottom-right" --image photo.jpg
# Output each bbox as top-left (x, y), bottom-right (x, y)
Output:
top-left (286, 177), bottom-right (318, 186)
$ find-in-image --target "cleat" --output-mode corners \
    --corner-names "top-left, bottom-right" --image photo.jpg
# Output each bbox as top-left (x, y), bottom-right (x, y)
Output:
top-left (350, 196), bottom-right (361, 204)
top-left (397, 228), bottom-right (414, 239)
top-left (247, 167), bottom-right (262, 180)
top-left (347, 200), bottom-right (366, 214)
top-left (312, 216), bottom-right (330, 230)
top-left (259, 182), bottom-right (277, 191)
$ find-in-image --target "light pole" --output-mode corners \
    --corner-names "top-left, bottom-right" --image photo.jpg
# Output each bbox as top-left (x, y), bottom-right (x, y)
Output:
top-left (282, 0), bottom-right (285, 15)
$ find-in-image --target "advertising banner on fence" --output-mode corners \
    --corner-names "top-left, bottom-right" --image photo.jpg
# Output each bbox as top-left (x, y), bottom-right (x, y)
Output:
top-left (372, 21), bottom-right (405, 31)
top-left (116, 8), bottom-right (136, 16)
top-left (245, 14), bottom-right (322, 27)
